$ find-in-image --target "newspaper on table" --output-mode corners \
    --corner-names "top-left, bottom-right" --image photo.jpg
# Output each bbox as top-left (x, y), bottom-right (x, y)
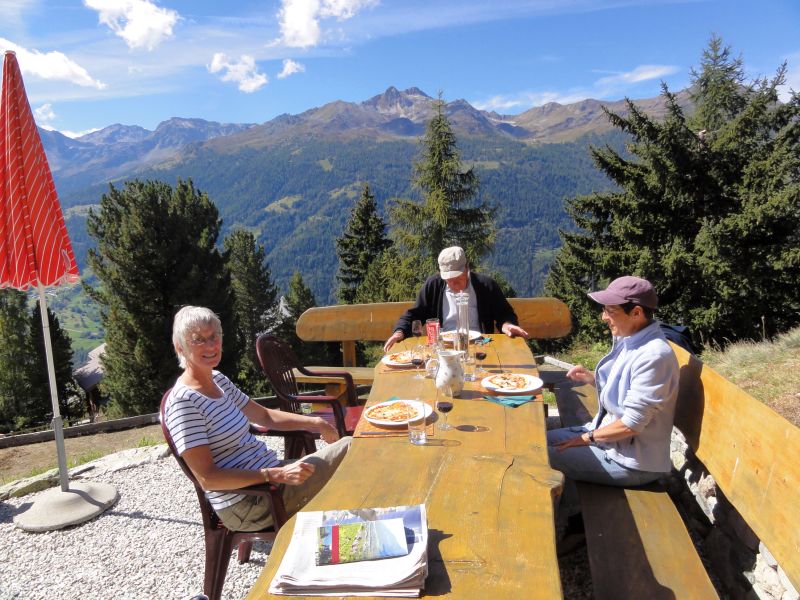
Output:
top-left (270, 504), bottom-right (428, 597)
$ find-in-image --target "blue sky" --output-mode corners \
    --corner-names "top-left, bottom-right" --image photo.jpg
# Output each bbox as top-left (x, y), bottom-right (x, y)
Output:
top-left (1, 0), bottom-right (798, 137)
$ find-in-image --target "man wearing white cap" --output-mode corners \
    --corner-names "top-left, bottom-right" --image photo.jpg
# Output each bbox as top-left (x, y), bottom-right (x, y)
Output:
top-left (383, 246), bottom-right (528, 351)
top-left (546, 276), bottom-right (679, 553)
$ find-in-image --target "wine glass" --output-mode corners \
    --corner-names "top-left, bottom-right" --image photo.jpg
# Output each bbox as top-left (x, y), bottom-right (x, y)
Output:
top-left (474, 349), bottom-right (488, 378)
top-left (411, 320), bottom-right (424, 342)
top-left (436, 389), bottom-right (454, 430)
top-left (411, 345), bottom-right (426, 379)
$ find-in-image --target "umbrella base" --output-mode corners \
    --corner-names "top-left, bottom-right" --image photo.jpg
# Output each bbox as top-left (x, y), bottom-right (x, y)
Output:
top-left (13, 481), bottom-right (119, 532)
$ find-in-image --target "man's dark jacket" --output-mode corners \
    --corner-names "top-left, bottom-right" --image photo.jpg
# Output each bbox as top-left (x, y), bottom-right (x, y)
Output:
top-left (393, 272), bottom-right (518, 337)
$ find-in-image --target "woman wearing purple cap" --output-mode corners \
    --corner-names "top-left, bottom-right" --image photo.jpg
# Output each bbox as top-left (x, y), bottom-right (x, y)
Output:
top-left (547, 276), bottom-right (679, 552)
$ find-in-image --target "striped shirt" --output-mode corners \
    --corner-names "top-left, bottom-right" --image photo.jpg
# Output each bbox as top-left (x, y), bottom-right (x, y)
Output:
top-left (164, 371), bottom-right (279, 510)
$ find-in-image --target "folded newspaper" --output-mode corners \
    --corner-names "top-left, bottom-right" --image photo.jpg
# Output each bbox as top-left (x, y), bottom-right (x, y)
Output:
top-left (270, 504), bottom-right (428, 597)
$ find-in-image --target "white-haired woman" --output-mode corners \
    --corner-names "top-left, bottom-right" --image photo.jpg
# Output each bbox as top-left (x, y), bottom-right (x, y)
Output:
top-left (164, 306), bottom-right (351, 531)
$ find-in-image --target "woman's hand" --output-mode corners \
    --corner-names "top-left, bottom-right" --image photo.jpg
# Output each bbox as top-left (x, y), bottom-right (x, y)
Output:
top-left (315, 417), bottom-right (340, 444)
top-left (553, 432), bottom-right (590, 451)
top-left (267, 461), bottom-right (315, 486)
top-left (566, 364), bottom-right (595, 386)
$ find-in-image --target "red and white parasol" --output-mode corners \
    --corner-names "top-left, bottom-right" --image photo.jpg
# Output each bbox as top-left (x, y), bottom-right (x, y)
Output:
top-left (1, 50), bottom-right (117, 531)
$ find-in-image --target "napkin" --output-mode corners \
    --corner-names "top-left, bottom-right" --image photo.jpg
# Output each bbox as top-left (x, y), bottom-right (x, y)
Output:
top-left (483, 394), bottom-right (534, 407)
top-left (474, 336), bottom-right (493, 345)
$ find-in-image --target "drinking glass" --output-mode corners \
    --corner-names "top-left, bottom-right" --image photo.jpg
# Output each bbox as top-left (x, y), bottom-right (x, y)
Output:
top-left (407, 398), bottom-right (428, 445)
top-left (411, 345), bottom-right (426, 380)
top-left (474, 349), bottom-right (488, 378)
top-left (411, 320), bottom-right (424, 342)
top-left (436, 390), bottom-right (454, 430)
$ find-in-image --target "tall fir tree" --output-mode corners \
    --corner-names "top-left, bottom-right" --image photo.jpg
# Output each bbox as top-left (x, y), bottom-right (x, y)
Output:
top-left (0, 289), bottom-right (36, 431)
top-left (389, 95), bottom-right (496, 296)
top-left (224, 228), bottom-right (279, 396)
top-left (275, 272), bottom-right (333, 365)
top-left (335, 184), bottom-right (391, 304)
top-left (86, 178), bottom-right (238, 416)
top-left (28, 302), bottom-right (80, 425)
top-left (545, 37), bottom-right (800, 346)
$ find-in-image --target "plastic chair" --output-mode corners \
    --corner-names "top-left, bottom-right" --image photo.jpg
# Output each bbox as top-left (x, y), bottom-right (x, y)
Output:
top-left (256, 334), bottom-right (362, 458)
top-left (160, 389), bottom-right (289, 600)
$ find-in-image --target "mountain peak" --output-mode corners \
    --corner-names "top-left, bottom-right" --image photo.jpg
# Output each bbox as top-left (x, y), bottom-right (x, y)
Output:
top-left (362, 86), bottom-right (435, 121)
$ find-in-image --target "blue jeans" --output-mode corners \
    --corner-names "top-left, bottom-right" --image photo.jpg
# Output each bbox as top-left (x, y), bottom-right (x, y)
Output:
top-left (547, 426), bottom-right (665, 525)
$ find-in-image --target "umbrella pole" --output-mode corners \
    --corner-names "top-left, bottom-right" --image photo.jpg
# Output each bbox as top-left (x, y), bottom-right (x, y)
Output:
top-left (37, 283), bottom-right (70, 492)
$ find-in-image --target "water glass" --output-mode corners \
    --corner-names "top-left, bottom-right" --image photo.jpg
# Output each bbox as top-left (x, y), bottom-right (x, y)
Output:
top-left (407, 399), bottom-right (427, 445)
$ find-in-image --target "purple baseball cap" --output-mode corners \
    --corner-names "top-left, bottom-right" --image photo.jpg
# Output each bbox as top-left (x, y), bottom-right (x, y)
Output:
top-left (587, 276), bottom-right (659, 310)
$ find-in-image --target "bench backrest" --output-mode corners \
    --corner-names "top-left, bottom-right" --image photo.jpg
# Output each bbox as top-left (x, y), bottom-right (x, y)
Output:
top-left (296, 297), bottom-right (573, 366)
top-left (670, 343), bottom-right (800, 590)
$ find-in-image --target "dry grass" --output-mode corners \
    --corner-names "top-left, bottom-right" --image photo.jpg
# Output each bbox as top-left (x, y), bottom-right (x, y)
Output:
top-left (701, 327), bottom-right (800, 427)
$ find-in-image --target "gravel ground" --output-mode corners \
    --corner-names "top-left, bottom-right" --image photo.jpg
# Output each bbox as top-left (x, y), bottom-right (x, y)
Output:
top-left (0, 436), bottom-right (591, 600)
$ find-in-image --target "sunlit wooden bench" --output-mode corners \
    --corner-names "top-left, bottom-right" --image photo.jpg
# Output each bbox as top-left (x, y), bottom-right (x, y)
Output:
top-left (294, 297), bottom-right (572, 400)
top-left (553, 342), bottom-right (800, 599)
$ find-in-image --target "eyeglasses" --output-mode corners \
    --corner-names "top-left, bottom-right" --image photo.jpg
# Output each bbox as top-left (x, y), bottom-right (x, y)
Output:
top-left (189, 332), bottom-right (222, 346)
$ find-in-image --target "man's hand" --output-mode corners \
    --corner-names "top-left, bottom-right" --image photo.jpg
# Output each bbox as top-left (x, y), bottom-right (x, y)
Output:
top-left (566, 364), bottom-right (595, 386)
top-left (552, 432), bottom-right (590, 452)
top-left (383, 330), bottom-right (404, 352)
top-left (315, 417), bottom-right (340, 444)
top-left (501, 323), bottom-right (529, 338)
top-left (269, 461), bottom-right (315, 485)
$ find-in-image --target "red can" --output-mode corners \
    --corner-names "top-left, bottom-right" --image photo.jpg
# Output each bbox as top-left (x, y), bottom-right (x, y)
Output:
top-left (425, 318), bottom-right (440, 345)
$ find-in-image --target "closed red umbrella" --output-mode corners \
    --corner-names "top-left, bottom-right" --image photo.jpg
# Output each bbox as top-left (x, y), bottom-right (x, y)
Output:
top-left (1, 50), bottom-right (117, 531)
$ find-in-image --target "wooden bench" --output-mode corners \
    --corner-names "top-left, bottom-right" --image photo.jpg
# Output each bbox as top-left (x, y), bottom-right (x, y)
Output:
top-left (553, 342), bottom-right (800, 599)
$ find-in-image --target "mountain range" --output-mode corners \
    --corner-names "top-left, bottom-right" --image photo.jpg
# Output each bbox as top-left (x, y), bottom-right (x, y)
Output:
top-left (42, 86), bottom-right (689, 344)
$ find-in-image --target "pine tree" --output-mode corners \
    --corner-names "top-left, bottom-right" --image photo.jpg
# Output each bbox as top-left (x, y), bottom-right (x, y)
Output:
top-left (275, 272), bottom-right (333, 365)
top-left (389, 95), bottom-right (496, 295)
top-left (546, 37), bottom-right (800, 345)
top-left (28, 303), bottom-right (81, 425)
top-left (86, 178), bottom-right (238, 416)
top-left (335, 184), bottom-right (391, 304)
top-left (0, 289), bottom-right (36, 431)
top-left (224, 228), bottom-right (279, 396)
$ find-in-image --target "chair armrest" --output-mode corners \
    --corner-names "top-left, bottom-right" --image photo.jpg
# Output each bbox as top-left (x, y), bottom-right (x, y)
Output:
top-left (217, 482), bottom-right (282, 497)
top-left (297, 368), bottom-right (359, 406)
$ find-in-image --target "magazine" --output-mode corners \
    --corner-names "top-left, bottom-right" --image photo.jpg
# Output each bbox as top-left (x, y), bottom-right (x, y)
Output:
top-left (270, 504), bottom-right (428, 597)
top-left (316, 517), bottom-right (408, 565)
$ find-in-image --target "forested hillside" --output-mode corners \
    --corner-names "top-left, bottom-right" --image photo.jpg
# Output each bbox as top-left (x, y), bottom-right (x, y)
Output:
top-left (62, 131), bottom-right (624, 305)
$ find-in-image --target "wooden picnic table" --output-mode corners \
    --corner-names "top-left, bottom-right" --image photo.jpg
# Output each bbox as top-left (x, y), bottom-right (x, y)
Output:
top-left (245, 334), bottom-right (565, 599)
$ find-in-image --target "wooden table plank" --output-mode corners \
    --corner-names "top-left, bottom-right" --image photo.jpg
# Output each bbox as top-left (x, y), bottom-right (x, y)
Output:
top-left (246, 335), bottom-right (564, 599)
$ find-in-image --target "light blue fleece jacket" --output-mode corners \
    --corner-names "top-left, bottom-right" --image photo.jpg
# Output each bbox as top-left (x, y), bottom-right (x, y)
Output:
top-left (591, 320), bottom-right (679, 473)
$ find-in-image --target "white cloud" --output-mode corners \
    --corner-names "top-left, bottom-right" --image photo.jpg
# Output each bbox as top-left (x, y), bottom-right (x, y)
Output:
top-left (474, 63), bottom-right (682, 114)
top-left (277, 58), bottom-right (305, 79)
top-left (84, 0), bottom-right (179, 51)
top-left (595, 64), bottom-right (679, 87)
top-left (0, 0), bottom-right (36, 25)
top-left (208, 53), bottom-right (268, 93)
top-left (473, 90), bottom-right (590, 113)
top-left (0, 38), bottom-right (107, 89)
top-left (34, 103), bottom-right (56, 123)
top-left (42, 126), bottom-right (102, 139)
top-left (276, 0), bottom-right (378, 48)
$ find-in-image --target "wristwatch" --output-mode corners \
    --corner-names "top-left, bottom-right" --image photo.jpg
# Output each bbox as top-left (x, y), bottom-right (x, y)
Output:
top-left (588, 430), bottom-right (596, 444)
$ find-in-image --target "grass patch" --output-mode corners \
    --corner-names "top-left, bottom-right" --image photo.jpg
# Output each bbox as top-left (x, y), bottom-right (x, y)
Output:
top-left (136, 435), bottom-right (160, 447)
top-left (701, 327), bottom-right (800, 426)
top-left (554, 340), bottom-right (610, 371)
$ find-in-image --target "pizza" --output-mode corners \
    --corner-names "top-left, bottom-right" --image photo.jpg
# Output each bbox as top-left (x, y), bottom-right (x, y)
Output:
top-left (366, 401), bottom-right (417, 422)
top-left (386, 350), bottom-right (414, 364)
top-left (485, 373), bottom-right (530, 391)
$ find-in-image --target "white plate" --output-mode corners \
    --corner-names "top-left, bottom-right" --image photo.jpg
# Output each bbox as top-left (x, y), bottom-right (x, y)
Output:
top-left (481, 373), bottom-right (543, 394)
top-left (440, 330), bottom-right (483, 344)
top-left (381, 350), bottom-right (417, 367)
top-left (364, 400), bottom-right (434, 426)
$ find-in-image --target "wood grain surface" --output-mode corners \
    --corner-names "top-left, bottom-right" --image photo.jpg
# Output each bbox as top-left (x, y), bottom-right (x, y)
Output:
top-left (245, 335), bottom-right (565, 599)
